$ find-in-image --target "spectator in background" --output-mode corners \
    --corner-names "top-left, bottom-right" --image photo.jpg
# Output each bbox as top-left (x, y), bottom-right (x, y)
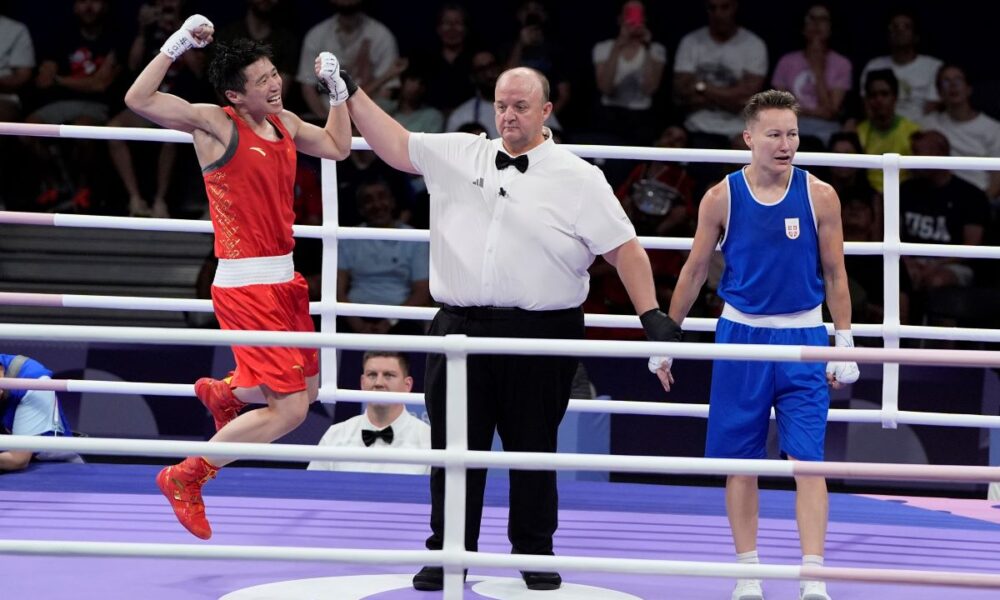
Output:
top-left (297, 0), bottom-right (399, 118)
top-left (503, 1), bottom-right (571, 118)
top-left (1, 353), bottom-right (73, 472)
top-left (338, 178), bottom-right (430, 335)
top-left (0, 7), bottom-right (34, 123)
top-left (216, 0), bottom-right (300, 100)
top-left (0, 7), bottom-right (34, 210)
top-left (771, 3), bottom-right (851, 146)
top-left (446, 49), bottom-right (561, 138)
top-left (840, 191), bottom-right (911, 326)
top-left (588, 124), bottom-right (695, 340)
top-left (445, 49), bottom-right (501, 136)
top-left (376, 62), bottom-right (444, 133)
top-left (920, 63), bottom-right (1000, 201)
top-left (900, 130), bottom-right (989, 293)
top-left (855, 68), bottom-right (920, 193)
top-left (307, 351), bottom-right (430, 474)
top-left (108, 0), bottom-right (205, 218)
top-left (859, 9), bottom-right (942, 122)
top-left (616, 124), bottom-right (696, 239)
top-left (827, 131), bottom-right (882, 239)
top-left (672, 0), bottom-right (767, 148)
top-left (25, 0), bottom-right (122, 212)
top-left (336, 123), bottom-right (413, 226)
top-left (591, 0), bottom-right (666, 146)
top-left (417, 3), bottom-right (475, 114)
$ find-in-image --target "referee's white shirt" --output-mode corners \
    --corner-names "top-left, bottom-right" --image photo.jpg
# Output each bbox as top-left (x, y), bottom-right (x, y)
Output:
top-left (408, 131), bottom-right (636, 310)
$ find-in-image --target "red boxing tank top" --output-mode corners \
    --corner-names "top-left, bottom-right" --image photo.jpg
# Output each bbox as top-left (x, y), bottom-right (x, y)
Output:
top-left (202, 106), bottom-right (298, 259)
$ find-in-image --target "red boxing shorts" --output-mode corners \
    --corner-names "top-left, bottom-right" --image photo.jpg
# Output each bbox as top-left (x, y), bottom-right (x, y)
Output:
top-left (211, 272), bottom-right (319, 393)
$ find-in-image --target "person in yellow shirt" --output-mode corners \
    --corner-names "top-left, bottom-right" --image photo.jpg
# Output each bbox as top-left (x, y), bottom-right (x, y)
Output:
top-left (856, 68), bottom-right (921, 192)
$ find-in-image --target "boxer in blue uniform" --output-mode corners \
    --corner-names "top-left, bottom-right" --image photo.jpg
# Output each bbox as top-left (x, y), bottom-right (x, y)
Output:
top-left (1, 354), bottom-right (71, 472)
top-left (651, 90), bottom-right (858, 600)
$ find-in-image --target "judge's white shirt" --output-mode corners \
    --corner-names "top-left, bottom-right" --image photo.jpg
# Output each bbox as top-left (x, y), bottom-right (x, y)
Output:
top-left (307, 409), bottom-right (431, 475)
top-left (408, 131), bottom-right (636, 310)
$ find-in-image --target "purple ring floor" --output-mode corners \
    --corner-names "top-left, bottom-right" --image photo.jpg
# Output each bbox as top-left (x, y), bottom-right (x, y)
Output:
top-left (2, 463), bottom-right (999, 599)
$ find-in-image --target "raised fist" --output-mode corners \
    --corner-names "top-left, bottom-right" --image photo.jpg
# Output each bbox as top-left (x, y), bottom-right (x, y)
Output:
top-left (160, 14), bottom-right (214, 61)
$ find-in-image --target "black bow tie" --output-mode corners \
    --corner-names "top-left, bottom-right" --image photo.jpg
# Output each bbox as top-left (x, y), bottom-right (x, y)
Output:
top-left (361, 426), bottom-right (394, 447)
top-left (495, 151), bottom-right (529, 173)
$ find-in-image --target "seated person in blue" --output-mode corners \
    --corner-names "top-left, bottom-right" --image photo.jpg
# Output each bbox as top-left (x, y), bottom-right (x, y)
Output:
top-left (1, 354), bottom-right (72, 472)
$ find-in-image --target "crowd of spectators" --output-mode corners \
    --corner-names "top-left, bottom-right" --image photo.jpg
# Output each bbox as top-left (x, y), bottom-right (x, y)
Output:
top-left (3, 0), bottom-right (1000, 331)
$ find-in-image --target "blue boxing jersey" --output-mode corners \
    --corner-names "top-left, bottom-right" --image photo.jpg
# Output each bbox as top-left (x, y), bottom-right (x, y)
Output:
top-left (717, 167), bottom-right (825, 315)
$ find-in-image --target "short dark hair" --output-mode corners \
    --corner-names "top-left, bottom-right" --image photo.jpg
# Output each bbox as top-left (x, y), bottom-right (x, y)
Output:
top-left (355, 177), bottom-right (395, 205)
top-left (208, 39), bottom-right (274, 104)
top-left (827, 131), bottom-right (863, 153)
top-left (362, 351), bottom-right (411, 377)
top-left (742, 89), bottom-right (799, 124)
top-left (864, 68), bottom-right (898, 97)
top-left (910, 129), bottom-right (950, 155)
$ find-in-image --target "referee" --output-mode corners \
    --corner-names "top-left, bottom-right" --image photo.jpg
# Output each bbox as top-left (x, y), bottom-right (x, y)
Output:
top-left (334, 64), bottom-right (680, 591)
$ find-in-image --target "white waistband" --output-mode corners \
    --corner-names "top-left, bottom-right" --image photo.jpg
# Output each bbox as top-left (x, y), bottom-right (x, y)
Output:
top-left (213, 253), bottom-right (294, 288)
top-left (721, 303), bottom-right (823, 328)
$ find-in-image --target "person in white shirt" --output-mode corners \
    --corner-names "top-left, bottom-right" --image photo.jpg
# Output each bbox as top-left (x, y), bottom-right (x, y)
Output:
top-left (919, 63), bottom-right (1000, 199)
top-left (331, 63), bottom-right (678, 592)
top-left (0, 12), bottom-right (35, 122)
top-left (296, 0), bottom-right (399, 118)
top-left (858, 9), bottom-right (942, 122)
top-left (672, 0), bottom-right (768, 144)
top-left (308, 351), bottom-right (429, 474)
top-left (591, 0), bottom-right (667, 144)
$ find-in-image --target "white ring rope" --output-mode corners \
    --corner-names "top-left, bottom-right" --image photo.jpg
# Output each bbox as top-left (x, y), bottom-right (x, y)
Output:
top-left (0, 540), bottom-right (994, 589)
top-left (7, 209), bottom-right (1000, 260)
top-left (4, 291), bottom-right (1000, 342)
top-left (5, 434), bottom-right (1000, 482)
top-left (8, 121), bottom-right (1000, 171)
top-left (4, 121), bottom-right (1000, 593)
top-left (4, 376), bottom-right (1000, 427)
top-left (1, 322), bottom-right (998, 367)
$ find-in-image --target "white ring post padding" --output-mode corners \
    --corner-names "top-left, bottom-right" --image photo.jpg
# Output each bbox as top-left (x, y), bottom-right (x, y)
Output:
top-left (319, 142), bottom-right (340, 394)
top-left (880, 153), bottom-right (903, 429)
top-left (442, 336), bottom-right (469, 599)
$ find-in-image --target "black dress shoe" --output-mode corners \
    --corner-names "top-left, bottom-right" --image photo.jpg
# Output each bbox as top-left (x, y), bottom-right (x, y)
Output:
top-left (521, 570), bottom-right (562, 590)
top-left (412, 566), bottom-right (468, 591)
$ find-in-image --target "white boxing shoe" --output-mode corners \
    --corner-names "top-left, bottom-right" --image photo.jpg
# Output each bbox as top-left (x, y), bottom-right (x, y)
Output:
top-left (731, 578), bottom-right (764, 600)
top-left (800, 580), bottom-right (831, 600)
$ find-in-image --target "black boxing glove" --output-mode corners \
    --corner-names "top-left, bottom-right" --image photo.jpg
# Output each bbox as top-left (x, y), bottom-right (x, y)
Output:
top-left (639, 308), bottom-right (683, 342)
top-left (339, 68), bottom-right (359, 98)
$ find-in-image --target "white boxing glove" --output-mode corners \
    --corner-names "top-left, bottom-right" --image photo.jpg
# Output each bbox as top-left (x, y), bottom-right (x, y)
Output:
top-left (161, 14), bottom-right (214, 61)
top-left (647, 356), bottom-right (673, 374)
top-left (316, 52), bottom-right (349, 106)
top-left (826, 329), bottom-right (860, 385)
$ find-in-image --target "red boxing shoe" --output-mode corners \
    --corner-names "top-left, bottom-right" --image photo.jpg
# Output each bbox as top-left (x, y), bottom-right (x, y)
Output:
top-left (195, 376), bottom-right (246, 431)
top-left (156, 457), bottom-right (218, 540)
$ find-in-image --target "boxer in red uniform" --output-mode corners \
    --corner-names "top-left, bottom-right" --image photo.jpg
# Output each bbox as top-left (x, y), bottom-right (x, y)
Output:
top-left (125, 14), bottom-right (351, 539)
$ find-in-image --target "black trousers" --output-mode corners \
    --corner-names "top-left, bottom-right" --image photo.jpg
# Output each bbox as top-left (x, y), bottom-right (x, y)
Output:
top-left (424, 304), bottom-right (583, 555)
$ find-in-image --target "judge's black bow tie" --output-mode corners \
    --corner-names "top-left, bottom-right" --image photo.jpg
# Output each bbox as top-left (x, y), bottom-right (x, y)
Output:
top-left (495, 151), bottom-right (529, 173)
top-left (362, 426), bottom-right (394, 447)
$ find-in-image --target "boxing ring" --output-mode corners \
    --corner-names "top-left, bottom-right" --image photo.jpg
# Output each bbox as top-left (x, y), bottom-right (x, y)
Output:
top-left (2, 122), bottom-right (1000, 599)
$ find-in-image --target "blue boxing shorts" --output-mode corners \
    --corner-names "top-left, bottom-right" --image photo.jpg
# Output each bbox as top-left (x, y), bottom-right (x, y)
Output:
top-left (705, 318), bottom-right (830, 462)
